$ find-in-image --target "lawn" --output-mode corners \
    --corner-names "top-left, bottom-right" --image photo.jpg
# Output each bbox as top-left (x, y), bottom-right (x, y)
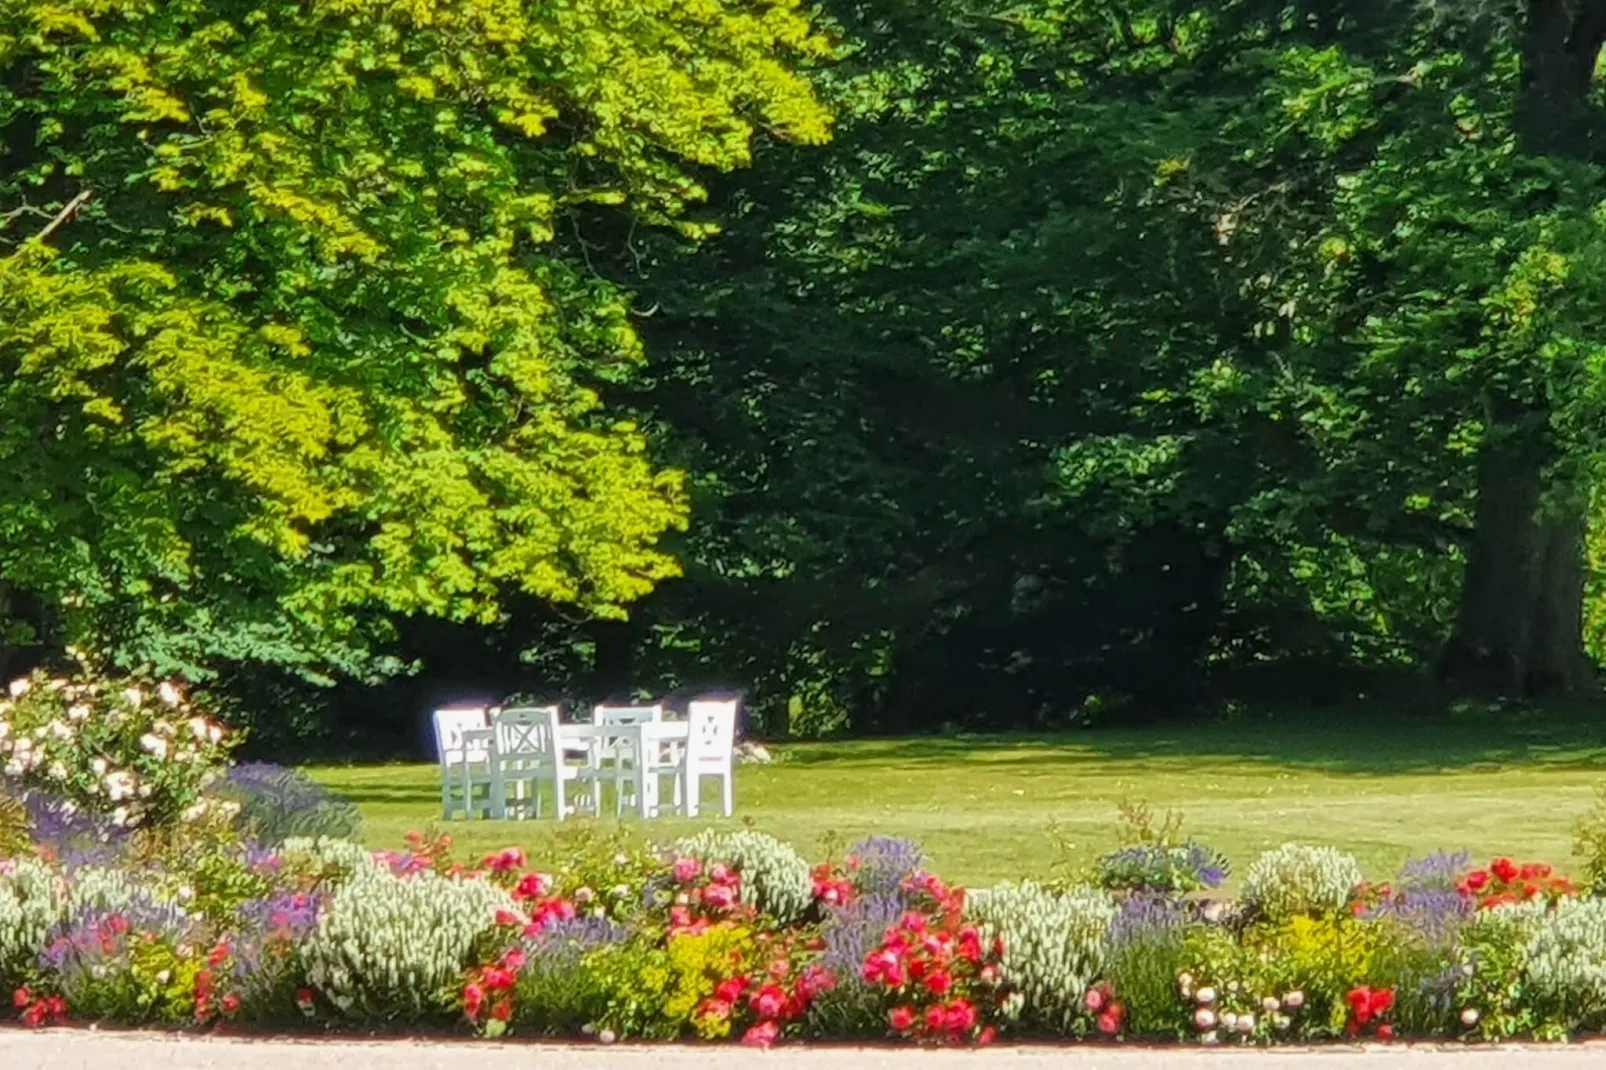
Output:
top-left (308, 706), bottom-right (1606, 887)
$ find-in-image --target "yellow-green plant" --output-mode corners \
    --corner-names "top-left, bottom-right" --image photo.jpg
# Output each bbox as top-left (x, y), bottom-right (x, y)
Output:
top-left (0, 0), bottom-right (831, 678)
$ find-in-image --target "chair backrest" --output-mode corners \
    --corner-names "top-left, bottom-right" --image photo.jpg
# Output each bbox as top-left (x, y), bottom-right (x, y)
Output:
top-left (493, 705), bottom-right (561, 763)
top-left (432, 707), bottom-right (488, 764)
top-left (593, 704), bottom-right (662, 726)
top-left (685, 699), bottom-right (737, 767)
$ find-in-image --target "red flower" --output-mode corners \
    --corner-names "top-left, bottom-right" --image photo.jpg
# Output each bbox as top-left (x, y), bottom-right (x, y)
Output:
top-left (742, 1020), bottom-right (780, 1048)
top-left (1464, 870), bottom-right (1490, 892)
top-left (710, 862), bottom-right (737, 886)
top-left (898, 911), bottom-right (928, 935)
top-left (715, 977), bottom-right (747, 1004)
top-left (1377, 1023), bottom-right (1395, 1041)
top-left (512, 872), bottom-right (550, 900)
top-left (463, 982), bottom-right (485, 1020)
top-left (923, 1005), bottom-right (947, 1032)
top-left (956, 926), bottom-right (983, 964)
top-left (1368, 988), bottom-right (1395, 1017)
top-left (1491, 857), bottom-right (1519, 884)
top-left (490, 999), bottom-right (512, 1022)
top-left (12, 988), bottom-right (30, 1009)
top-left (503, 948), bottom-right (527, 973)
top-left (494, 909), bottom-right (522, 928)
top-left (924, 970), bottom-right (953, 997)
top-left (672, 857), bottom-right (702, 882)
top-left (699, 998), bottom-right (733, 1022)
top-left (209, 944), bottom-right (230, 967)
top-left (484, 847), bottom-right (526, 874)
top-left (978, 1026), bottom-right (998, 1046)
top-left (797, 965), bottom-right (835, 1000)
top-left (482, 967), bottom-right (515, 992)
top-left (220, 993), bottom-right (241, 1016)
top-left (750, 983), bottom-right (787, 1019)
top-left (888, 1005), bottom-right (916, 1032)
top-left (1096, 1011), bottom-right (1121, 1035)
top-left (944, 999), bottom-right (978, 1035)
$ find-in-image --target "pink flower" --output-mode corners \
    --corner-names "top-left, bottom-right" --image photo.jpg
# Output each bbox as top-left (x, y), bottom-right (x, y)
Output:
top-left (861, 949), bottom-right (906, 987)
top-left (742, 1020), bottom-right (780, 1048)
top-left (710, 862), bottom-right (737, 886)
top-left (483, 967), bottom-right (515, 992)
top-left (502, 949), bottom-right (527, 973)
top-left (462, 982), bottom-right (485, 1020)
top-left (751, 983), bottom-right (787, 1019)
top-left (888, 1005), bottom-right (916, 1032)
top-left (494, 909), bottom-right (522, 928)
top-left (897, 911), bottom-right (928, 935)
top-left (512, 872), bottom-right (550, 900)
top-left (702, 882), bottom-right (738, 910)
top-left (485, 847), bottom-right (526, 873)
top-left (1096, 1011), bottom-right (1121, 1035)
top-left (700, 998), bottom-right (733, 1022)
top-left (797, 965), bottom-right (836, 999)
top-left (943, 999), bottom-right (978, 1034)
top-left (715, 978), bottom-right (747, 1004)
top-left (1084, 987), bottom-right (1105, 1012)
top-left (672, 857), bottom-right (702, 883)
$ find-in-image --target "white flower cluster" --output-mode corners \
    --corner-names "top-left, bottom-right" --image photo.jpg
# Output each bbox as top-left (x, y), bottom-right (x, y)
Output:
top-left (1179, 974), bottom-right (1302, 1044)
top-left (0, 670), bottom-right (231, 828)
top-left (674, 829), bottom-right (814, 923)
top-left (1240, 843), bottom-right (1364, 922)
top-left (1525, 897), bottom-right (1606, 1023)
top-left (301, 863), bottom-right (516, 1019)
top-left (967, 881), bottom-right (1117, 1030)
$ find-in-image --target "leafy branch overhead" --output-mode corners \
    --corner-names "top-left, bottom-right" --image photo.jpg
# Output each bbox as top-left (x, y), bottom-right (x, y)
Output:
top-left (0, 0), bottom-right (832, 679)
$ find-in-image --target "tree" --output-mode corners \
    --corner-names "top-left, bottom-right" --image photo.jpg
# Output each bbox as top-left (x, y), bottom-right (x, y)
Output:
top-left (0, 0), bottom-right (830, 682)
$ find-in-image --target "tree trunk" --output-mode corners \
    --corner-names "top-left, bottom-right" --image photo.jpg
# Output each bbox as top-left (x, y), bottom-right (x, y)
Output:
top-left (1438, 439), bottom-right (1594, 696)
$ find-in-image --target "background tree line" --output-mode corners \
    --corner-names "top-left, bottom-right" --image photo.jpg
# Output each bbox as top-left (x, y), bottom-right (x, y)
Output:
top-left (5, 0), bottom-right (1606, 750)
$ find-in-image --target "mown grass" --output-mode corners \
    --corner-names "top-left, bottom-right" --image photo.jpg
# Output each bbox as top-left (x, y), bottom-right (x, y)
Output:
top-left (308, 706), bottom-right (1606, 887)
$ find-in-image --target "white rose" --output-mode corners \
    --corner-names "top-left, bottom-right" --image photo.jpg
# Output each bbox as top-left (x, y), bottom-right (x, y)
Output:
top-left (1194, 1009), bottom-right (1216, 1030)
top-left (111, 806), bottom-right (129, 827)
top-left (188, 716), bottom-right (208, 740)
top-left (137, 783), bottom-right (152, 798)
top-left (47, 761), bottom-right (66, 780)
top-left (67, 704), bottom-right (89, 722)
top-left (1460, 1008), bottom-right (1479, 1027)
top-left (124, 687), bottom-right (144, 708)
top-left (8, 677), bottom-right (29, 698)
top-left (91, 757), bottom-right (108, 775)
top-left (1221, 1012), bottom-right (1238, 1031)
top-left (1262, 997), bottom-right (1280, 1013)
top-left (207, 724), bottom-right (223, 744)
top-left (3, 760), bottom-right (22, 777)
top-left (1195, 986), bottom-right (1216, 1005)
top-left (159, 681), bottom-right (183, 707)
top-left (1282, 990), bottom-right (1304, 1010)
top-left (1236, 1014), bottom-right (1255, 1034)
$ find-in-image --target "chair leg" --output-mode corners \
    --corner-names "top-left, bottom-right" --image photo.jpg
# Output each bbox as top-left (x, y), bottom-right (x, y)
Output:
top-left (490, 768), bottom-right (506, 820)
top-left (686, 773), bottom-right (700, 819)
top-left (722, 768), bottom-right (733, 818)
top-left (554, 774), bottom-right (567, 822)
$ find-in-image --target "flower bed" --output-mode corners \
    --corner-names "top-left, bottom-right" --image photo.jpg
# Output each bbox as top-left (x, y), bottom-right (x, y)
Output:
top-left (8, 670), bottom-right (1606, 1045)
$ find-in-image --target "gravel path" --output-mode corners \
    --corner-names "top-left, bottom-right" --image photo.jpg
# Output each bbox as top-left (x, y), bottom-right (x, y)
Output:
top-left (4, 1031), bottom-right (1606, 1070)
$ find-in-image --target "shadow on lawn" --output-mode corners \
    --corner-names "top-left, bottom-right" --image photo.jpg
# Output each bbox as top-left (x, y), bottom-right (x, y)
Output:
top-left (777, 707), bottom-right (1606, 777)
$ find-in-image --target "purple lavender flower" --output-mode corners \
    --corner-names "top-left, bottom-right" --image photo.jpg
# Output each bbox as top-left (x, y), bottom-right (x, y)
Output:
top-left (820, 890), bottom-right (904, 983)
top-left (846, 837), bottom-right (925, 898)
top-left (1360, 852), bottom-right (1475, 946)
top-left (230, 890), bottom-right (326, 1000)
top-left (223, 763), bottom-right (362, 845)
top-left (1107, 891), bottom-right (1188, 951)
top-left (19, 790), bottom-right (132, 869)
top-left (1098, 841), bottom-right (1229, 894)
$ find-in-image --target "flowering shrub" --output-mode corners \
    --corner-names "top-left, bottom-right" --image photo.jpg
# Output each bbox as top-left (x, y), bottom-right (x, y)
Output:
top-left (1096, 842), bottom-right (1229, 896)
top-left (861, 872), bottom-right (1005, 1044)
top-left (0, 670), bottom-right (232, 830)
top-left (673, 830), bottom-right (814, 924)
top-left (1241, 844), bottom-right (1363, 922)
top-left (1458, 857), bottom-right (1579, 910)
top-left (968, 880), bottom-right (1114, 1033)
top-left (221, 763), bottom-right (361, 845)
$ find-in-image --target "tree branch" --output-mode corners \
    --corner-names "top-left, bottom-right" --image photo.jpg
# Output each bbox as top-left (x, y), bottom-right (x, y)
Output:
top-left (31, 190), bottom-right (92, 244)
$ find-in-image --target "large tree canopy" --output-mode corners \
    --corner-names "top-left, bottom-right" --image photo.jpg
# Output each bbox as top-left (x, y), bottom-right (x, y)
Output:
top-left (0, 0), bottom-right (830, 681)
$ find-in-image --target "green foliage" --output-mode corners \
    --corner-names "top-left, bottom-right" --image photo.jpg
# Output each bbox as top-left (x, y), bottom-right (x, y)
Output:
top-left (1457, 901), bottom-right (1549, 1040)
top-left (302, 866), bottom-right (514, 1020)
top-left (1241, 844), bottom-right (1364, 923)
top-left (1573, 784), bottom-right (1606, 896)
top-left (1523, 897), bottom-right (1606, 1034)
top-left (673, 829), bottom-right (813, 924)
top-left (966, 881), bottom-right (1115, 1033)
top-left (0, 0), bottom-right (831, 682)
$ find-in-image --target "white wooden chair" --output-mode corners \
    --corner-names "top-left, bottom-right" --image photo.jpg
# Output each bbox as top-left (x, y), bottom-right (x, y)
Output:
top-left (492, 706), bottom-right (592, 820)
top-left (591, 705), bottom-right (663, 816)
top-left (671, 699), bottom-right (737, 818)
top-left (432, 707), bottom-right (492, 820)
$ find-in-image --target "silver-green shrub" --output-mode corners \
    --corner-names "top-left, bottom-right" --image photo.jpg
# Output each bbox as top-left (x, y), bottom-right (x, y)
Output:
top-left (1525, 897), bottom-right (1606, 1031)
top-left (674, 830), bottom-right (813, 924)
top-left (967, 880), bottom-right (1116, 1031)
top-left (0, 858), bottom-right (62, 985)
top-left (279, 837), bottom-right (385, 884)
top-left (301, 867), bottom-right (514, 1020)
top-left (1241, 843), bottom-right (1363, 921)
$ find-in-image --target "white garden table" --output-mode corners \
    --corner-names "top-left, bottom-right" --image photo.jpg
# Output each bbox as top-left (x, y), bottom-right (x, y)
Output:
top-left (559, 719), bottom-right (689, 818)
